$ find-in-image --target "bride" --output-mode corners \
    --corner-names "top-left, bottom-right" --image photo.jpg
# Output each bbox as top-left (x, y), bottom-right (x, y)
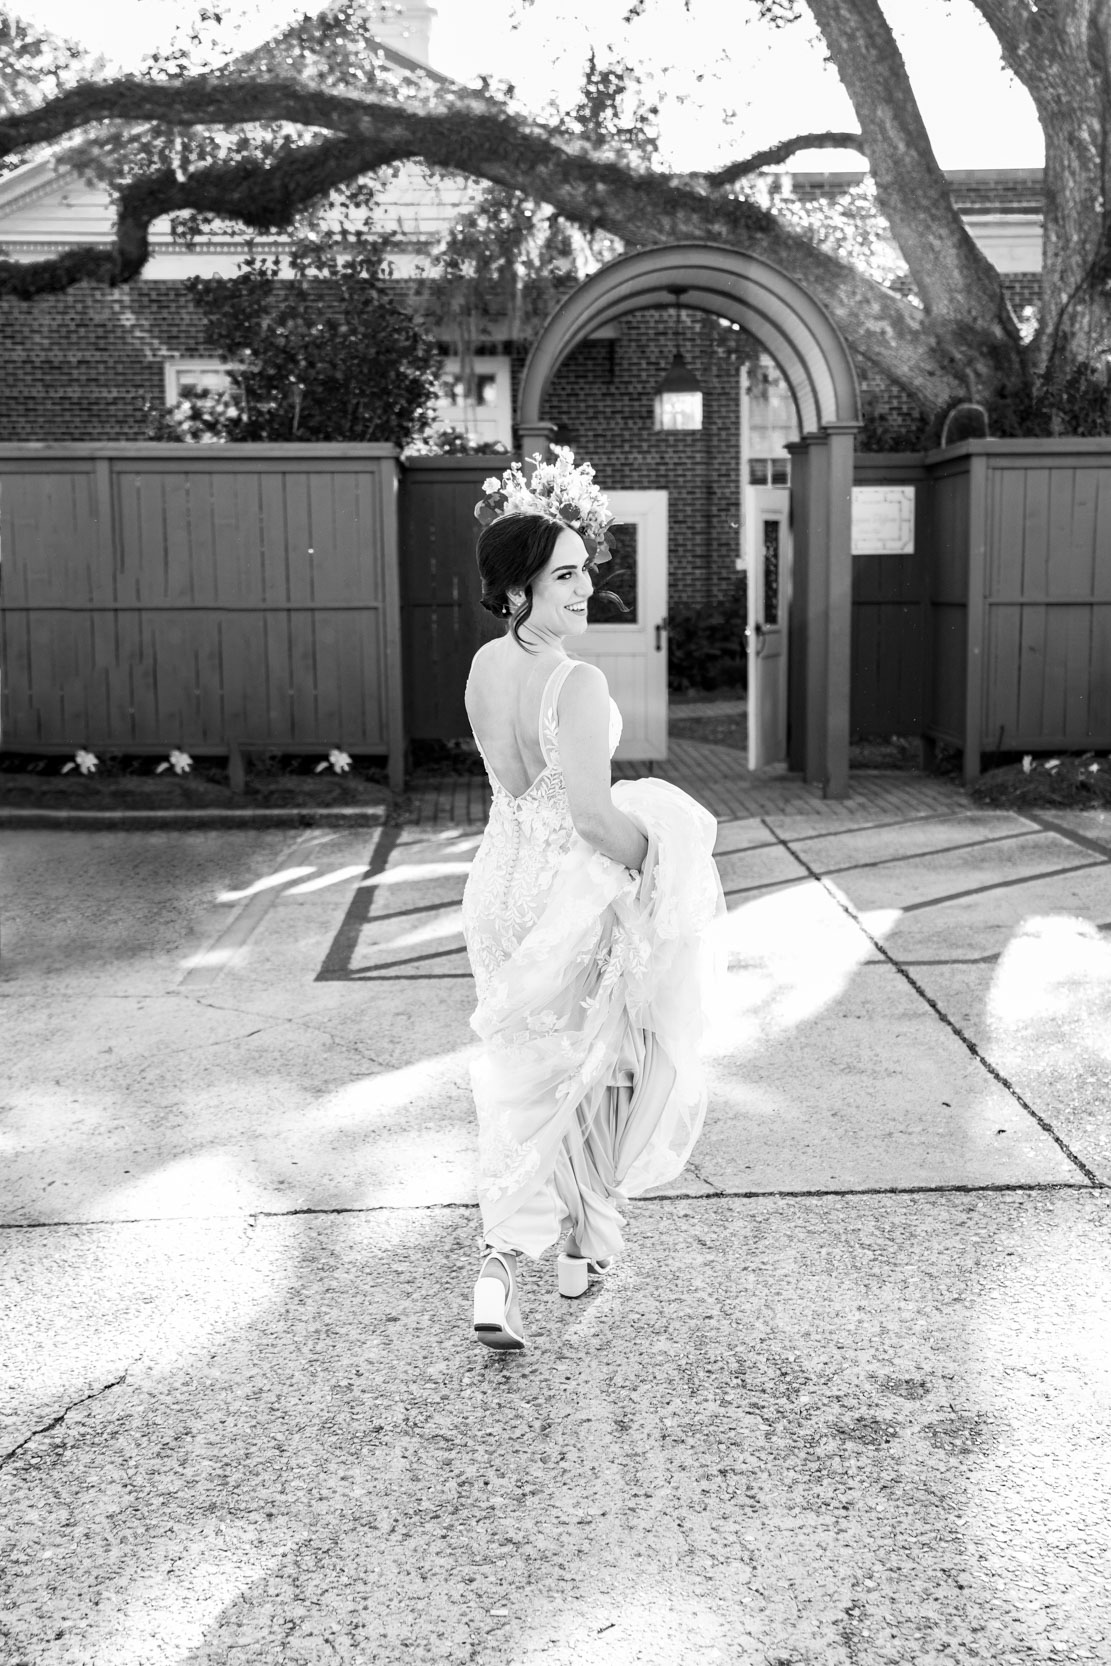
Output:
top-left (462, 454), bottom-right (724, 1352)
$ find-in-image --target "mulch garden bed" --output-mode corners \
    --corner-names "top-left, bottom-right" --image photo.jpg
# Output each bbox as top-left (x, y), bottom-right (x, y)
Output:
top-left (970, 753), bottom-right (1111, 810)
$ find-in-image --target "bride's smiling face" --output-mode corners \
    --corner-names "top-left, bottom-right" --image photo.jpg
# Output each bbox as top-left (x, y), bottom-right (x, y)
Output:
top-left (511, 527), bottom-right (594, 640)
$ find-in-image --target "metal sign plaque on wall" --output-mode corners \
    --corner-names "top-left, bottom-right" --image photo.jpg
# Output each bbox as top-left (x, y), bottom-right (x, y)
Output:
top-left (851, 486), bottom-right (916, 555)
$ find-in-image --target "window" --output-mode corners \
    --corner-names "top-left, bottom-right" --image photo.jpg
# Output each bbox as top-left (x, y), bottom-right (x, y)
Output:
top-left (436, 355), bottom-right (512, 447)
top-left (744, 355), bottom-right (799, 484)
top-left (748, 457), bottom-right (791, 487)
top-left (164, 360), bottom-right (235, 405)
top-left (587, 522), bottom-right (639, 625)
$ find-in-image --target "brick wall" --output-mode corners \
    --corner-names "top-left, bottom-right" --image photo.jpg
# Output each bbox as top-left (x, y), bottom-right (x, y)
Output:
top-left (0, 283), bottom-right (212, 442)
top-left (537, 311), bottom-right (746, 608)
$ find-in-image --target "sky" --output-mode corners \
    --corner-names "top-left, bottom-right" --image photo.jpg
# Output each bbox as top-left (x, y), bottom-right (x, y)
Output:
top-left (16, 0), bottom-right (1044, 172)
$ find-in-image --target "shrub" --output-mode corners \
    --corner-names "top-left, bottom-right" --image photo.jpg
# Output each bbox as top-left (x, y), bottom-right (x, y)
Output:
top-left (667, 578), bottom-right (748, 693)
top-left (150, 229), bottom-right (440, 447)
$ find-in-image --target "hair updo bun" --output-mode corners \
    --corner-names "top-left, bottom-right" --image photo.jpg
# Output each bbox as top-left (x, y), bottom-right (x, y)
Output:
top-left (475, 512), bottom-right (567, 648)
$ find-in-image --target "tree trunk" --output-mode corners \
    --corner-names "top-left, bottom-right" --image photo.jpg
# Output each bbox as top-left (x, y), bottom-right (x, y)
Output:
top-left (970, 0), bottom-right (1111, 376)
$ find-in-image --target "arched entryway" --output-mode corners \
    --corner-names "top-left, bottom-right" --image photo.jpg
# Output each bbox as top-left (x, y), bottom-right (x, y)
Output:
top-left (516, 244), bottom-right (862, 798)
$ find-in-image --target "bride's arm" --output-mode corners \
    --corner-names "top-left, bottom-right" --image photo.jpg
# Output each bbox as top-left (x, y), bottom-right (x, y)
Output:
top-left (559, 663), bottom-right (649, 871)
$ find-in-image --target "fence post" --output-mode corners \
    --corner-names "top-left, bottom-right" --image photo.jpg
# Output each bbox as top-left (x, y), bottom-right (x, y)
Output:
top-left (380, 457), bottom-right (406, 794)
top-left (963, 448), bottom-right (989, 784)
top-left (823, 422), bottom-right (859, 799)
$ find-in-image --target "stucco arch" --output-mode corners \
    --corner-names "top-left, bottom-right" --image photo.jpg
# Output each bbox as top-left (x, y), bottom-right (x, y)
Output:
top-left (517, 243), bottom-right (862, 797)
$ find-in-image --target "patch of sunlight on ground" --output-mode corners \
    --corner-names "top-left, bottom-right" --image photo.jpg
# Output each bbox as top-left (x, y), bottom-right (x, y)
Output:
top-left (285, 864), bottom-right (369, 895)
top-left (179, 946), bottom-right (245, 972)
top-left (357, 860), bottom-right (473, 889)
top-left (218, 866), bottom-right (316, 902)
top-left (987, 915), bottom-right (1111, 1058)
top-left (91, 1525), bottom-right (277, 1666)
top-left (965, 1217), bottom-right (1111, 1628)
top-left (382, 907), bottom-right (466, 951)
top-left (297, 1047), bottom-right (477, 1134)
top-left (97, 1149), bottom-right (260, 1219)
top-left (510, 1588), bottom-right (733, 1664)
top-left (703, 886), bottom-right (900, 1057)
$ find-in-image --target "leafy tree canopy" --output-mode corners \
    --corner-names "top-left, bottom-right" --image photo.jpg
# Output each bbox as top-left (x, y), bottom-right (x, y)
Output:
top-left (1, 0), bottom-right (1110, 436)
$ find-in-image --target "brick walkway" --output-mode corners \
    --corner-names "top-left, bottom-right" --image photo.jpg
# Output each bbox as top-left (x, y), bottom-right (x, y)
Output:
top-left (401, 703), bottom-right (967, 829)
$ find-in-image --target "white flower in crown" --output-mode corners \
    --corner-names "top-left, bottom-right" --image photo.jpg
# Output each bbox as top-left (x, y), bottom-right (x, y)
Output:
top-left (474, 447), bottom-right (616, 562)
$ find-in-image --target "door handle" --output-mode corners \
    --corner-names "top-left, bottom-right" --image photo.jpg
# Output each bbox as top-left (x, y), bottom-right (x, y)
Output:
top-left (655, 616), bottom-right (668, 652)
top-left (745, 622), bottom-right (768, 657)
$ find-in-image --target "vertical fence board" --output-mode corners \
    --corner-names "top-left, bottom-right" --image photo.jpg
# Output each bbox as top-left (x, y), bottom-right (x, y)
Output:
top-left (1040, 604), bottom-right (1073, 738)
top-left (399, 457), bottom-right (502, 740)
top-left (1091, 606), bottom-right (1111, 734)
top-left (985, 604), bottom-right (1021, 744)
top-left (991, 467), bottom-right (1026, 597)
top-left (1063, 605), bottom-right (1093, 736)
top-left (1020, 468), bottom-right (1050, 598)
top-left (1048, 468), bottom-right (1078, 591)
top-left (1070, 467), bottom-right (1099, 595)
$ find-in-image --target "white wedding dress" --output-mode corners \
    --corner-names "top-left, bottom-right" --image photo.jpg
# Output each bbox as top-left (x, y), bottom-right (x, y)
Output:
top-left (462, 657), bottom-right (725, 1262)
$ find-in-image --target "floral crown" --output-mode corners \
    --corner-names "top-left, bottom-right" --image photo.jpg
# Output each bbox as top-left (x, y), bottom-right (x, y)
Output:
top-left (474, 447), bottom-right (615, 563)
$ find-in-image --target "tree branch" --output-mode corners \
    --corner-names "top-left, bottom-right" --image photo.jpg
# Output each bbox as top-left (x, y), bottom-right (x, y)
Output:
top-left (0, 71), bottom-right (1001, 407)
top-left (705, 131), bottom-right (863, 188)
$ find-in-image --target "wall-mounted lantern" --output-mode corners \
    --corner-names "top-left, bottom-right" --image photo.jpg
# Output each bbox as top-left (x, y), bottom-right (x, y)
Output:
top-left (653, 287), bottom-right (703, 432)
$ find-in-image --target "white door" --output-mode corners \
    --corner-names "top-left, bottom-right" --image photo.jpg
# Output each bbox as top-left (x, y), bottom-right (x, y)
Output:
top-left (574, 489), bottom-right (668, 761)
top-left (746, 486), bottom-right (791, 768)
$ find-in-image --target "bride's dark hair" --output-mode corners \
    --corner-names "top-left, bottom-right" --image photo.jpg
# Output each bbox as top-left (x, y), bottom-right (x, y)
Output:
top-left (477, 512), bottom-right (584, 649)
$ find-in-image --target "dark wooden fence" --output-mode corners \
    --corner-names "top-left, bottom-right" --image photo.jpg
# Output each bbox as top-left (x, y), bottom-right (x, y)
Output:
top-left (399, 455), bottom-right (503, 740)
top-left (852, 439), bottom-right (1111, 779)
top-left (850, 454), bottom-right (931, 740)
top-left (0, 444), bottom-right (405, 788)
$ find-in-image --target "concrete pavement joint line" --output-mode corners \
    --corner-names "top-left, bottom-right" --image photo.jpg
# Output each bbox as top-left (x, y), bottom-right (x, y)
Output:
top-left (817, 827), bottom-right (1056, 877)
top-left (713, 840), bottom-right (781, 859)
top-left (0, 1371), bottom-right (128, 1467)
top-left (772, 829), bottom-right (1105, 1189)
top-left (4, 1179), bottom-right (1102, 1234)
top-left (723, 876), bottom-right (811, 901)
top-left (892, 955), bottom-right (1001, 967)
top-left (1026, 810), bottom-right (1111, 862)
top-left (897, 857), bottom-right (1108, 915)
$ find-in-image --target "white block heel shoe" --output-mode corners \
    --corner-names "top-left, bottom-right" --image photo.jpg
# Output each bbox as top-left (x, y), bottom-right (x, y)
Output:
top-left (557, 1252), bottom-right (589, 1299)
top-left (473, 1248), bottom-right (525, 1351)
top-left (557, 1236), bottom-right (612, 1299)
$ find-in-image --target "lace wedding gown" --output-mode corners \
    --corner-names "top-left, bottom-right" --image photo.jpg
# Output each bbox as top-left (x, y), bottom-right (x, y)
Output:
top-left (462, 657), bottom-right (725, 1262)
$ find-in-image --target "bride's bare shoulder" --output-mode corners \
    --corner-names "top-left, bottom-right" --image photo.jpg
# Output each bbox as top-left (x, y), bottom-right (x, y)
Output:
top-left (561, 659), bottom-right (609, 702)
top-left (466, 638), bottom-right (504, 688)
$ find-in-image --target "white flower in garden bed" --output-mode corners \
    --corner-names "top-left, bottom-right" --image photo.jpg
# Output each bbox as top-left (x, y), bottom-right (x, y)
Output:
top-left (61, 749), bottom-right (98, 775)
top-left (315, 748), bottom-right (352, 775)
top-left (155, 749), bottom-right (193, 775)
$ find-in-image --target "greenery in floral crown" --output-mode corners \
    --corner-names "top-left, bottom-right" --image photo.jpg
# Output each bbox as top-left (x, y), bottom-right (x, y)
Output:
top-left (473, 447), bottom-right (616, 562)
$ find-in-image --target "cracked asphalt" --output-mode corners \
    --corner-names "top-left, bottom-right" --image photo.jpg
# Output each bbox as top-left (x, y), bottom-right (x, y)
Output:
top-left (2, 807), bottom-right (1111, 1665)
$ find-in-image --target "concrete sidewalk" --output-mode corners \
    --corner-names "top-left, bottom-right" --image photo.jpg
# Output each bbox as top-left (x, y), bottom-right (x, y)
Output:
top-left (2, 804), bottom-right (1110, 1664)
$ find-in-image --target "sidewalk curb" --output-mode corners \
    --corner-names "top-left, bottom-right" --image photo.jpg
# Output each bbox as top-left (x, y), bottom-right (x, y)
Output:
top-left (0, 805), bottom-right (389, 831)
